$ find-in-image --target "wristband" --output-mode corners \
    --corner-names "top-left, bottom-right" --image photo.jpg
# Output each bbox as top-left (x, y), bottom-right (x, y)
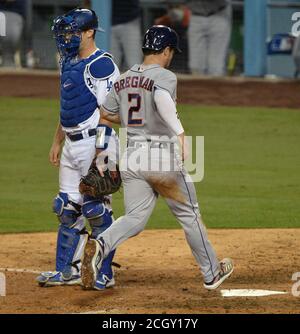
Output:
top-left (95, 124), bottom-right (112, 150)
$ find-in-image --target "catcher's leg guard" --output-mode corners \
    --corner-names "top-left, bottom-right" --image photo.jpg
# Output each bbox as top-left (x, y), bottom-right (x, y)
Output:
top-left (55, 219), bottom-right (87, 276)
top-left (82, 195), bottom-right (106, 238)
top-left (82, 195), bottom-right (116, 290)
top-left (37, 193), bottom-right (88, 287)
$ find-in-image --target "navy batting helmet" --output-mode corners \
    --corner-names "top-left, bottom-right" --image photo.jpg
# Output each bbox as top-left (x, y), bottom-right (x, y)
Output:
top-left (142, 25), bottom-right (182, 53)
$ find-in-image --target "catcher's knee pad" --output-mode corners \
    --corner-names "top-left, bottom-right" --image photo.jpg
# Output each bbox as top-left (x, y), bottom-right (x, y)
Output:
top-left (82, 195), bottom-right (113, 239)
top-left (56, 221), bottom-right (88, 278)
top-left (53, 192), bottom-right (81, 227)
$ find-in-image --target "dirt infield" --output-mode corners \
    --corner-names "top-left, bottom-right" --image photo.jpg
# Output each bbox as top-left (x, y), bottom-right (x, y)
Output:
top-left (0, 229), bottom-right (299, 314)
top-left (0, 71), bottom-right (299, 108)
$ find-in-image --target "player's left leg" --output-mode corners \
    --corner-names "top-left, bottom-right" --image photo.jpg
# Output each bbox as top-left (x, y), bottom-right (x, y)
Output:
top-left (37, 137), bottom-right (94, 287)
top-left (36, 192), bottom-right (88, 287)
top-left (82, 195), bottom-right (116, 290)
top-left (165, 169), bottom-right (233, 288)
top-left (36, 146), bottom-right (90, 286)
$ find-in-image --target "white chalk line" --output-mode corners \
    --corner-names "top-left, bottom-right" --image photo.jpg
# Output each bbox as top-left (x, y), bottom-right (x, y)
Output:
top-left (221, 289), bottom-right (288, 297)
top-left (0, 267), bottom-right (41, 275)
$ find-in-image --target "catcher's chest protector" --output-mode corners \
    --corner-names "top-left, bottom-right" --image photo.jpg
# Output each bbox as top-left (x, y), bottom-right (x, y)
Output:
top-left (60, 50), bottom-right (103, 127)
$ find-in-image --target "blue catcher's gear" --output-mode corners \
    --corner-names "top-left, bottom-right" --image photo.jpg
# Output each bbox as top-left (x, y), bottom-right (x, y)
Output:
top-left (60, 50), bottom-right (111, 127)
top-left (82, 195), bottom-right (113, 238)
top-left (52, 8), bottom-right (104, 60)
top-left (52, 192), bottom-right (81, 226)
top-left (59, 50), bottom-right (116, 127)
top-left (142, 25), bottom-right (182, 53)
top-left (82, 195), bottom-right (116, 290)
top-left (55, 222), bottom-right (87, 275)
top-left (36, 271), bottom-right (81, 287)
top-left (52, 192), bottom-right (88, 280)
top-left (37, 220), bottom-right (88, 287)
top-left (88, 56), bottom-right (115, 80)
top-left (52, 15), bottom-right (81, 61)
top-left (82, 196), bottom-right (106, 233)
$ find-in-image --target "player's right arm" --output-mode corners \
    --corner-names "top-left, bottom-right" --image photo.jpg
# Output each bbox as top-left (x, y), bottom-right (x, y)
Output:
top-left (94, 79), bottom-right (121, 176)
top-left (100, 107), bottom-right (121, 124)
top-left (153, 88), bottom-right (188, 161)
top-left (178, 132), bottom-right (189, 162)
top-left (49, 120), bottom-right (65, 167)
top-left (100, 80), bottom-right (121, 124)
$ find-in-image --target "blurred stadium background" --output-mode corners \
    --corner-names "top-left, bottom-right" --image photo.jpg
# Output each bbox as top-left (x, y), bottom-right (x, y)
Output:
top-left (0, 0), bottom-right (300, 77)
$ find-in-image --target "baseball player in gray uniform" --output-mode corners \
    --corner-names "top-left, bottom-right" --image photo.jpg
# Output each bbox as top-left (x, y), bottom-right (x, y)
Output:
top-left (81, 25), bottom-right (234, 291)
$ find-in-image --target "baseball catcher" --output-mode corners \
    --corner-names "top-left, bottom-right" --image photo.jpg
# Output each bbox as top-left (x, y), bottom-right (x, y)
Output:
top-left (36, 8), bottom-right (121, 290)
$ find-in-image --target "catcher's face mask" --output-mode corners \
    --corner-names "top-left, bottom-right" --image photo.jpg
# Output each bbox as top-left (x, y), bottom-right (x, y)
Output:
top-left (52, 15), bottom-right (82, 61)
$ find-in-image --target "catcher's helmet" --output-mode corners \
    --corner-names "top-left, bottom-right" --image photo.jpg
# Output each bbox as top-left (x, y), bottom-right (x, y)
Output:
top-left (142, 25), bottom-right (182, 53)
top-left (63, 8), bottom-right (104, 32)
top-left (52, 8), bottom-right (104, 60)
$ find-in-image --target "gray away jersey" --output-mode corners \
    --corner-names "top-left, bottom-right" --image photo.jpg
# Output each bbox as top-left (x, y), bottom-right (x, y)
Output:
top-left (102, 64), bottom-right (177, 139)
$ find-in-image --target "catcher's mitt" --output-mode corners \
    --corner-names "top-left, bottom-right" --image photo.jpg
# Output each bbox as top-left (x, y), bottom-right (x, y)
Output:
top-left (79, 160), bottom-right (122, 199)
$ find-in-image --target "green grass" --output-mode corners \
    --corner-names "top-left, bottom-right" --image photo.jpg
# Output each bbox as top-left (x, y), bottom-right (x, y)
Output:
top-left (0, 97), bottom-right (299, 233)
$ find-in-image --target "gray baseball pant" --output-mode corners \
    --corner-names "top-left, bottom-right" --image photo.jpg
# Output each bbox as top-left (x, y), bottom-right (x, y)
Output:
top-left (99, 147), bottom-right (220, 283)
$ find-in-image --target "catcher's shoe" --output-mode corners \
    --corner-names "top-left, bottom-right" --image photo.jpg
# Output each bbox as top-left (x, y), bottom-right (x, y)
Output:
top-left (94, 272), bottom-right (115, 291)
top-left (203, 258), bottom-right (234, 290)
top-left (81, 238), bottom-right (104, 289)
top-left (36, 271), bottom-right (81, 287)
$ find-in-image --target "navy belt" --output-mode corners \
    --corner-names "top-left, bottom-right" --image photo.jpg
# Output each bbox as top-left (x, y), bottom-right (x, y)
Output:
top-left (66, 128), bottom-right (97, 142)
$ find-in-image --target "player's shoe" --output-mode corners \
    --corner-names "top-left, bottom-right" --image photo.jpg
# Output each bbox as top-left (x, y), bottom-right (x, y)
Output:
top-left (36, 271), bottom-right (81, 287)
top-left (81, 238), bottom-right (104, 290)
top-left (203, 258), bottom-right (234, 290)
top-left (94, 271), bottom-right (115, 291)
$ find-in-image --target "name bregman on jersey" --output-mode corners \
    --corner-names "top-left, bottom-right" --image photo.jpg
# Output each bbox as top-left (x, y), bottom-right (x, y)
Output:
top-left (114, 76), bottom-right (154, 94)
